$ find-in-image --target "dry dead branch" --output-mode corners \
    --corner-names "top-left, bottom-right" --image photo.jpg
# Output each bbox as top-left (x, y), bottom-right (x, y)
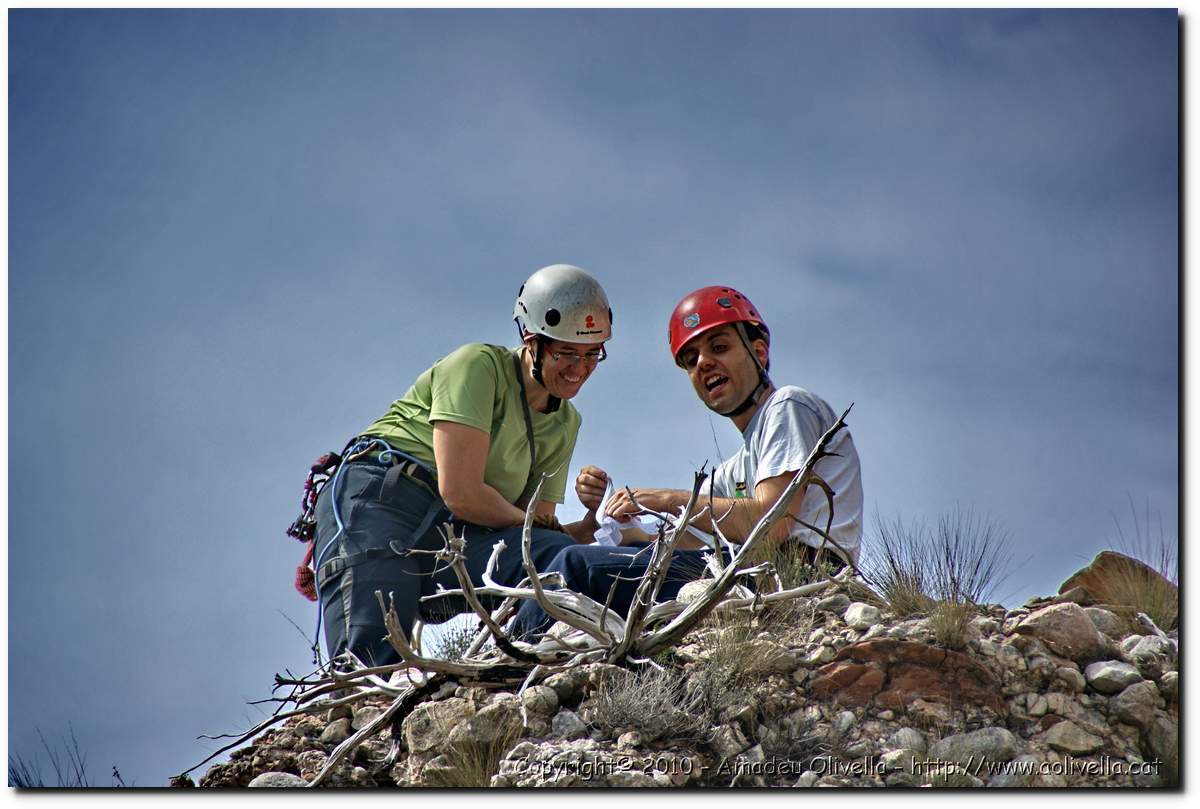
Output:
top-left (184, 406), bottom-right (857, 785)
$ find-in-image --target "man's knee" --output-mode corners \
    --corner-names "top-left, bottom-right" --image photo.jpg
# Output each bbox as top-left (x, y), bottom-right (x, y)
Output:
top-left (547, 543), bottom-right (603, 580)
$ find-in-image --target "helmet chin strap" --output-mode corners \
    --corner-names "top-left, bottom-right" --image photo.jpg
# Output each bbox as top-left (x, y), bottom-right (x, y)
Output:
top-left (515, 323), bottom-right (561, 413)
top-left (717, 322), bottom-right (771, 419)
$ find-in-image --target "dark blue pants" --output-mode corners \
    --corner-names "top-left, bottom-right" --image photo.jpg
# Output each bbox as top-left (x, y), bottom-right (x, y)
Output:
top-left (509, 542), bottom-right (715, 640)
top-left (314, 460), bottom-right (576, 667)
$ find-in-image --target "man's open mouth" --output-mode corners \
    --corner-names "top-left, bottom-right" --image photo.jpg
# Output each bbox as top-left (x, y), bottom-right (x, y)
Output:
top-left (704, 374), bottom-right (728, 392)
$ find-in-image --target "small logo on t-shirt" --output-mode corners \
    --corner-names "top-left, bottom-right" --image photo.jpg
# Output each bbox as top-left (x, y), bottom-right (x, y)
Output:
top-left (734, 481), bottom-right (747, 498)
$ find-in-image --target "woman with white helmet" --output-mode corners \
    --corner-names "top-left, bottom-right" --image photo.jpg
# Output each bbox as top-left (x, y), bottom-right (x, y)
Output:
top-left (310, 264), bottom-right (612, 667)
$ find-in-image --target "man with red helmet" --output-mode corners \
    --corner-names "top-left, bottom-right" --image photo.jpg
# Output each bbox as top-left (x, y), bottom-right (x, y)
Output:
top-left (509, 286), bottom-right (862, 639)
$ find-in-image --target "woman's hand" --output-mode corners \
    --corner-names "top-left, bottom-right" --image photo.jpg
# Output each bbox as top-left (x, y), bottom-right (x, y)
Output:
top-left (575, 465), bottom-right (610, 512)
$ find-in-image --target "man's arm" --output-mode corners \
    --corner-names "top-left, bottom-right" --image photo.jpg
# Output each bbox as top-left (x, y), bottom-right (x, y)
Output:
top-left (604, 472), bottom-right (801, 548)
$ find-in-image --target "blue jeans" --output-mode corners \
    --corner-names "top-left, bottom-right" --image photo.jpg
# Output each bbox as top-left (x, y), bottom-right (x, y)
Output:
top-left (509, 542), bottom-right (715, 640)
top-left (314, 459), bottom-right (576, 667)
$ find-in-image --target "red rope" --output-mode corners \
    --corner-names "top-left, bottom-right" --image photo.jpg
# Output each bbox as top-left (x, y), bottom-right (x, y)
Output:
top-left (294, 541), bottom-right (317, 602)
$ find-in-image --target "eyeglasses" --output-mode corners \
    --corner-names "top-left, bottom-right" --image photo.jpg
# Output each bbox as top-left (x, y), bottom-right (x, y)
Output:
top-left (547, 346), bottom-right (607, 366)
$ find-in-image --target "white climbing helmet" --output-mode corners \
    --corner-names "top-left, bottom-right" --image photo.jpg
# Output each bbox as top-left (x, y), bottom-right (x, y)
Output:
top-left (514, 264), bottom-right (612, 344)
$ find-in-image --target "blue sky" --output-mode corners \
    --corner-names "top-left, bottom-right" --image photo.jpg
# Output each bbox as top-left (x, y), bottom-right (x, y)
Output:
top-left (7, 9), bottom-right (1178, 787)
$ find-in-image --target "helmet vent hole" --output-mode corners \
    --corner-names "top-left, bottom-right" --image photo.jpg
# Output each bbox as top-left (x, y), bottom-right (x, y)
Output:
top-left (608, 307), bottom-right (613, 324)
top-left (544, 308), bottom-right (561, 327)
top-left (518, 284), bottom-right (525, 297)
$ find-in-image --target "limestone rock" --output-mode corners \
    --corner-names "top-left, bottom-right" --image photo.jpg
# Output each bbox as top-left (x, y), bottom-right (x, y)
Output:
top-left (521, 685), bottom-right (559, 716)
top-left (248, 772), bottom-right (308, 788)
top-left (1013, 604), bottom-right (1106, 663)
top-left (449, 697), bottom-right (522, 747)
top-left (1143, 712), bottom-right (1178, 784)
top-left (1158, 671), bottom-right (1178, 702)
top-left (616, 730), bottom-right (641, 750)
top-left (319, 718), bottom-right (353, 746)
top-left (543, 668), bottom-right (591, 704)
top-left (1110, 681), bottom-right (1162, 732)
top-left (1083, 607), bottom-right (1131, 639)
top-left (403, 698), bottom-right (472, 754)
top-left (887, 727), bottom-right (927, 754)
top-left (710, 723), bottom-right (750, 759)
top-left (815, 593), bottom-right (851, 614)
top-left (1044, 721), bottom-right (1105, 754)
top-left (1083, 661), bottom-right (1142, 694)
top-left (879, 748), bottom-right (917, 774)
top-left (350, 705), bottom-right (383, 731)
top-left (551, 709), bottom-right (588, 740)
top-left (803, 645), bottom-right (836, 665)
top-left (928, 727), bottom-right (1021, 768)
top-left (844, 602), bottom-right (882, 630)
top-left (831, 710), bottom-right (856, 737)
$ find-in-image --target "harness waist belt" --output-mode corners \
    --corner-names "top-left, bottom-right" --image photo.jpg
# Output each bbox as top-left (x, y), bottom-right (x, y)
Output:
top-left (348, 448), bottom-right (438, 490)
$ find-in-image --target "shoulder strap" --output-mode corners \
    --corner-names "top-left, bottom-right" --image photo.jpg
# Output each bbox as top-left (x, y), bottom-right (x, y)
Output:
top-left (512, 350), bottom-right (537, 486)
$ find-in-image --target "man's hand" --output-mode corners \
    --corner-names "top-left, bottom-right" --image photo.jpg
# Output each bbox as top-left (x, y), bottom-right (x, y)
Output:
top-left (575, 465), bottom-right (610, 512)
top-left (604, 487), bottom-right (679, 522)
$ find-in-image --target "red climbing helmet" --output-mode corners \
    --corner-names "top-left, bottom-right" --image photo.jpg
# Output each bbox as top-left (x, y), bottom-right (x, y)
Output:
top-left (668, 285), bottom-right (770, 363)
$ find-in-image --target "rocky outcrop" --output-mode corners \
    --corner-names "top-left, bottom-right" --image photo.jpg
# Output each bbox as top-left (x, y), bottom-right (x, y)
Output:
top-left (810, 639), bottom-right (1005, 713)
top-left (1058, 552), bottom-right (1176, 614)
top-left (197, 568), bottom-right (1178, 789)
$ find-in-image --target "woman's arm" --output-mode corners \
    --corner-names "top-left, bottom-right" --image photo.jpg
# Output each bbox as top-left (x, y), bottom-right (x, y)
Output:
top-left (432, 421), bottom-right (528, 528)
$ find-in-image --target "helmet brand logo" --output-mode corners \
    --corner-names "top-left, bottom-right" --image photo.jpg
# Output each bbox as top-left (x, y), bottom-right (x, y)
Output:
top-left (585, 315), bottom-right (595, 328)
top-left (683, 313), bottom-right (700, 328)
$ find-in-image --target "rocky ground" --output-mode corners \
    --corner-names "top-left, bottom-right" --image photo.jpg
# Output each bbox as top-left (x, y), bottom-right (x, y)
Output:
top-left (190, 557), bottom-right (1178, 789)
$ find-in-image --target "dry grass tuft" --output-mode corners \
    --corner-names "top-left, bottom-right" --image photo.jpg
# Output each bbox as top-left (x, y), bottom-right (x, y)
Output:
top-left (927, 599), bottom-right (973, 650)
top-left (588, 666), bottom-right (711, 742)
top-left (861, 508), bottom-right (1014, 647)
top-left (423, 709), bottom-right (523, 788)
top-left (430, 616), bottom-right (480, 662)
top-left (8, 726), bottom-right (94, 788)
top-left (929, 507), bottom-right (1013, 607)
top-left (1108, 497), bottom-right (1178, 630)
top-left (859, 514), bottom-right (935, 617)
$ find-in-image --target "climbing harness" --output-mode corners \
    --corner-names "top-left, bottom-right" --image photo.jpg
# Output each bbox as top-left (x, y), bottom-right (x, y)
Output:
top-left (286, 449), bottom-right (343, 601)
top-left (286, 435), bottom-right (445, 664)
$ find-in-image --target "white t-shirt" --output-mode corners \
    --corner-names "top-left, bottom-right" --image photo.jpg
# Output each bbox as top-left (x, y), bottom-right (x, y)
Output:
top-left (703, 386), bottom-right (864, 563)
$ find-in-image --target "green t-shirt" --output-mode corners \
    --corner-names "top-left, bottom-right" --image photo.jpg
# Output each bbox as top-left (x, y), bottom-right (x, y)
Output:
top-left (361, 343), bottom-right (581, 505)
